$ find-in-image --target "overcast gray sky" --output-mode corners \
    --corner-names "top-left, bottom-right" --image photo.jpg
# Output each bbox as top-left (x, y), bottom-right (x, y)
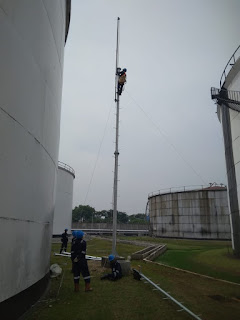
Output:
top-left (59, 0), bottom-right (240, 215)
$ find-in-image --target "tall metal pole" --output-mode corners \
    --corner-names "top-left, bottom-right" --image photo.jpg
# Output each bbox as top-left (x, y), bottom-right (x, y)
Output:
top-left (112, 17), bottom-right (120, 255)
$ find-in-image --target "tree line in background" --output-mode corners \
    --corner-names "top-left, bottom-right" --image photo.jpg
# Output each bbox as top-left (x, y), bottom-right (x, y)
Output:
top-left (72, 205), bottom-right (147, 224)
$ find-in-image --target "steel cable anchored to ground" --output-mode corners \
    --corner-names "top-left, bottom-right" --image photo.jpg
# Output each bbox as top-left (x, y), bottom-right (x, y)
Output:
top-left (125, 90), bottom-right (207, 185)
top-left (83, 100), bottom-right (114, 205)
top-left (133, 269), bottom-right (202, 320)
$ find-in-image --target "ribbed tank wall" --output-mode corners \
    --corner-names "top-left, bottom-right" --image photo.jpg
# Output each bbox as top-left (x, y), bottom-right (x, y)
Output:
top-left (0, 0), bottom-right (68, 307)
top-left (53, 167), bottom-right (74, 235)
top-left (149, 190), bottom-right (231, 239)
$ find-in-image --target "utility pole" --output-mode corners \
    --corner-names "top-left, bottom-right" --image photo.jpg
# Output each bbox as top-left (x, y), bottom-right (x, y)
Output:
top-left (112, 17), bottom-right (120, 255)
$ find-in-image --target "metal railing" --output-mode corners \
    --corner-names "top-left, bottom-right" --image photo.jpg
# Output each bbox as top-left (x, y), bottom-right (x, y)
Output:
top-left (220, 45), bottom-right (240, 88)
top-left (58, 161), bottom-right (75, 178)
top-left (211, 87), bottom-right (240, 105)
top-left (148, 183), bottom-right (226, 198)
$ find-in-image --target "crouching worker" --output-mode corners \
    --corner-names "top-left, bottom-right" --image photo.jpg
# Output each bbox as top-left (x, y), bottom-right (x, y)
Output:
top-left (101, 255), bottom-right (122, 281)
top-left (71, 230), bottom-right (92, 292)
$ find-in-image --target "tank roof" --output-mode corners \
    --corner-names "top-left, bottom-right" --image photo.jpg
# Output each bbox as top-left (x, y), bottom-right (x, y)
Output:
top-left (58, 161), bottom-right (75, 178)
top-left (202, 186), bottom-right (226, 190)
top-left (148, 184), bottom-right (227, 199)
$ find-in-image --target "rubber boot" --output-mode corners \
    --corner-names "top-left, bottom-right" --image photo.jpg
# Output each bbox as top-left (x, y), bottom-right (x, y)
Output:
top-left (85, 282), bottom-right (93, 292)
top-left (74, 283), bottom-right (79, 292)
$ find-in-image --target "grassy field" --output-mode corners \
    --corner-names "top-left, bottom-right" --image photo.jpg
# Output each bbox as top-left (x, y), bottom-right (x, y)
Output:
top-left (24, 237), bottom-right (240, 320)
top-left (119, 236), bottom-right (240, 283)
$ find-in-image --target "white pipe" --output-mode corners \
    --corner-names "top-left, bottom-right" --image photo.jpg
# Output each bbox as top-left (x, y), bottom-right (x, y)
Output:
top-left (54, 253), bottom-right (102, 261)
top-left (133, 269), bottom-right (202, 320)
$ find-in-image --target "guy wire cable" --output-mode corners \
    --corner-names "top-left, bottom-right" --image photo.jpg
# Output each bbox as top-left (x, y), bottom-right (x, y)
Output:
top-left (125, 89), bottom-right (207, 185)
top-left (83, 100), bottom-right (115, 205)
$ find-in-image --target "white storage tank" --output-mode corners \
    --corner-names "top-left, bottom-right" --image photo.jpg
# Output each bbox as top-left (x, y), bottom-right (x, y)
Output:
top-left (211, 46), bottom-right (240, 255)
top-left (0, 1), bottom-right (71, 318)
top-left (53, 162), bottom-right (75, 236)
top-left (148, 185), bottom-right (231, 239)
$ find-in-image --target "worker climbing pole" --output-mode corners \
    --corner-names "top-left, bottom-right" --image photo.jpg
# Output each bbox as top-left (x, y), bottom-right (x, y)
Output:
top-left (112, 17), bottom-right (127, 255)
top-left (116, 67), bottom-right (127, 96)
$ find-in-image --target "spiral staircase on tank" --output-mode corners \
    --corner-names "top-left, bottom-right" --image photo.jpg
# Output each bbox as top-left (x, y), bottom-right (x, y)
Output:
top-left (211, 44), bottom-right (240, 110)
top-left (211, 87), bottom-right (240, 112)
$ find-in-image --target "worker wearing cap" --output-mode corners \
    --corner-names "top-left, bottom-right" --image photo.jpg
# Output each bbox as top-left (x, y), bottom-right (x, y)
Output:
top-left (60, 228), bottom-right (68, 253)
top-left (101, 254), bottom-right (122, 281)
top-left (117, 68), bottom-right (127, 95)
top-left (71, 230), bottom-right (92, 292)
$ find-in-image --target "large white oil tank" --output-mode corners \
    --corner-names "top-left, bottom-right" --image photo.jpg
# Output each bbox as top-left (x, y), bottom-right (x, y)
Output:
top-left (53, 162), bottom-right (75, 236)
top-left (211, 46), bottom-right (240, 255)
top-left (148, 185), bottom-right (230, 239)
top-left (0, 1), bottom-right (71, 318)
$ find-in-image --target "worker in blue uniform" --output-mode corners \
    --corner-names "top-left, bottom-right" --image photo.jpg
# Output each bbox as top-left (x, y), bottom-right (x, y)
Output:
top-left (60, 228), bottom-right (68, 253)
top-left (101, 254), bottom-right (122, 280)
top-left (71, 231), bottom-right (77, 247)
top-left (71, 230), bottom-right (92, 292)
top-left (71, 230), bottom-right (77, 273)
top-left (117, 68), bottom-right (127, 95)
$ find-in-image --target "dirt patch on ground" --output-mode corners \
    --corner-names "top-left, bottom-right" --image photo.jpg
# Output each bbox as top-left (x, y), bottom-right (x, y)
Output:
top-left (209, 295), bottom-right (232, 302)
top-left (88, 260), bottom-right (109, 276)
top-left (209, 295), bottom-right (240, 303)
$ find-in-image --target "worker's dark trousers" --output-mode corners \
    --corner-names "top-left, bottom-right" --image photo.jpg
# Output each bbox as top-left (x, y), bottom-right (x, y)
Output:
top-left (73, 259), bottom-right (91, 284)
top-left (118, 84), bottom-right (123, 95)
top-left (101, 273), bottom-right (121, 281)
top-left (60, 242), bottom-right (67, 253)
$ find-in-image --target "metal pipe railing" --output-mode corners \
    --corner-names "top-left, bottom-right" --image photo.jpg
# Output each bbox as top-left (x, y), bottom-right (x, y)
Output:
top-left (220, 45), bottom-right (240, 88)
top-left (58, 161), bottom-right (75, 178)
top-left (148, 183), bottom-right (226, 198)
top-left (211, 87), bottom-right (240, 105)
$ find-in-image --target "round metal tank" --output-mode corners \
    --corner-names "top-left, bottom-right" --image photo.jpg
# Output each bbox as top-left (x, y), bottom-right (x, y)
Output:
top-left (53, 162), bottom-right (75, 235)
top-left (0, 0), bottom-right (71, 317)
top-left (216, 49), bottom-right (240, 255)
top-left (148, 186), bottom-right (231, 239)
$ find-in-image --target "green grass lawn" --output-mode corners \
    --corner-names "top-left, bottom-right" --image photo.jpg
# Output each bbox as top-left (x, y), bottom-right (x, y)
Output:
top-left (24, 237), bottom-right (240, 320)
top-left (119, 236), bottom-right (240, 283)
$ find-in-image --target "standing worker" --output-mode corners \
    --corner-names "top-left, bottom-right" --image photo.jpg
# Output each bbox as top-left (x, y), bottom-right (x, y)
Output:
top-left (60, 228), bottom-right (68, 253)
top-left (71, 230), bottom-right (77, 273)
top-left (101, 254), bottom-right (122, 281)
top-left (117, 68), bottom-right (127, 95)
top-left (71, 230), bottom-right (77, 245)
top-left (71, 230), bottom-right (93, 292)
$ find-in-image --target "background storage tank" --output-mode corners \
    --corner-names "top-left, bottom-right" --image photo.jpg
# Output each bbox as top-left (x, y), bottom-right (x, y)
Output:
top-left (148, 185), bottom-right (230, 239)
top-left (0, 1), bottom-right (71, 318)
top-left (211, 46), bottom-right (240, 255)
top-left (53, 161), bottom-right (75, 236)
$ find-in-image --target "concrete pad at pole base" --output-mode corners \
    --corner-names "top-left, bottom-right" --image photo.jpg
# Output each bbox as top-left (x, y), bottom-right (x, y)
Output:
top-left (101, 257), bottom-right (131, 276)
top-left (118, 260), bottom-right (131, 276)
